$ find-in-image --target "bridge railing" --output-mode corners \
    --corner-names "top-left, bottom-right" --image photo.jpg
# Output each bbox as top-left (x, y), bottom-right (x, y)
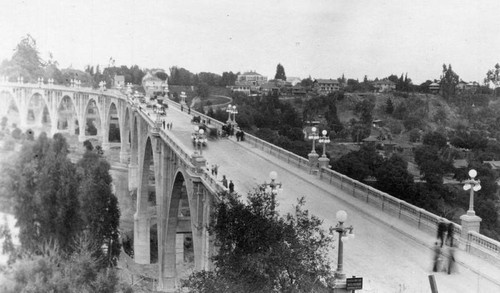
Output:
top-left (467, 231), bottom-right (500, 264)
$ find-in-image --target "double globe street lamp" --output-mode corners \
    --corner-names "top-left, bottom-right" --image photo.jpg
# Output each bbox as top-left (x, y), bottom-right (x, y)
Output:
top-left (262, 171), bottom-right (283, 211)
top-left (226, 104), bottom-right (238, 124)
top-left (192, 125), bottom-right (207, 155)
top-left (463, 169), bottom-right (481, 216)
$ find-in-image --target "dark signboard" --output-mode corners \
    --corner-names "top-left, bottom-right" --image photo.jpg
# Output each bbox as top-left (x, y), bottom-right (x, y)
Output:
top-left (346, 277), bottom-right (363, 290)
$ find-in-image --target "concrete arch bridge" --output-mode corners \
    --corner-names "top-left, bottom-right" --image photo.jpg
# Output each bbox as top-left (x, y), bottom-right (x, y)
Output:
top-left (1, 80), bottom-right (500, 293)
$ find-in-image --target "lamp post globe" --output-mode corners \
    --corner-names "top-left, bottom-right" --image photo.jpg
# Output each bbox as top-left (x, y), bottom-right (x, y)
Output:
top-left (336, 210), bottom-right (347, 223)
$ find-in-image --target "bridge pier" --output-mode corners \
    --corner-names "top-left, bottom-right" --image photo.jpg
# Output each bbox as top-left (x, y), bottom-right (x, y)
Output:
top-left (120, 149), bottom-right (130, 164)
top-left (133, 212), bottom-right (151, 264)
top-left (128, 162), bottom-right (139, 190)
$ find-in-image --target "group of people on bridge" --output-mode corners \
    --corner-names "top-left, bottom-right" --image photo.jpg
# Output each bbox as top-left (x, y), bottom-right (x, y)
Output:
top-left (433, 219), bottom-right (456, 274)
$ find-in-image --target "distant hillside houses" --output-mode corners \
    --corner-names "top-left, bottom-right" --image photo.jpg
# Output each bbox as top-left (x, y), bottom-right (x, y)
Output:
top-left (372, 79), bottom-right (396, 92)
top-left (228, 71), bottom-right (268, 94)
top-left (313, 79), bottom-right (341, 95)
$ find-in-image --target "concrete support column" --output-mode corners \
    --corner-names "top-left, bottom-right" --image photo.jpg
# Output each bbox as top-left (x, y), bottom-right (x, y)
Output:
top-left (78, 122), bottom-right (86, 141)
top-left (102, 128), bottom-right (110, 150)
top-left (120, 148), bottom-right (130, 164)
top-left (50, 123), bottom-right (58, 137)
top-left (133, 212), bottom-right (151, 264)
top-left (128, 162), bottom-right (138, 190)
top-left (159, 214), bottom-right (179, 292)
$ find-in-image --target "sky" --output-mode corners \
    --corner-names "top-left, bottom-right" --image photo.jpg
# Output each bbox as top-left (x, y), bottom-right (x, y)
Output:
top-left (1, 0), bottom-right (500, 84)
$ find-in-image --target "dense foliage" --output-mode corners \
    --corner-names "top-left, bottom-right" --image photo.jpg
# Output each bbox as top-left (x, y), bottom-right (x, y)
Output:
top-left (2, 234), bottom-right (132, 293)
top-left (5, 131), bottom-right (121, 265)
top-left (182, 190), bottom-right (335, 293)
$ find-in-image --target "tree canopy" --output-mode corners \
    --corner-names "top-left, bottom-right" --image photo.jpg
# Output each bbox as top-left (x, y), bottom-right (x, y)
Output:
top-left (182, 190), bottom-right (335, 292)
top-left (6, 132), bottom-right (121, 265)
top-left (274, 63), bottom-right (286, 81)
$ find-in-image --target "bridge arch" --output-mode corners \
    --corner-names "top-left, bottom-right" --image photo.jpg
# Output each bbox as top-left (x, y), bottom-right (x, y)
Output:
top-left (26, 92), bottom-right (52, 129)
top-left (134, 135), bottom-right (157, 264)
top-left (56, 95), bottom-right (78, 135)
top-left (107, 102), bottom-right (121, 143)
top-left (161, 169), bottom-right (197, 287)
top-left (0, 90), bottom-right (21, 128)
top-left (84, 97), bottom-right (102, 137)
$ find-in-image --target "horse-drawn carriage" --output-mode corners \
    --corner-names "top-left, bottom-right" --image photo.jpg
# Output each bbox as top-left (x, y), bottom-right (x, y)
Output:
top-left (191, 115), bottom-right (201, 124)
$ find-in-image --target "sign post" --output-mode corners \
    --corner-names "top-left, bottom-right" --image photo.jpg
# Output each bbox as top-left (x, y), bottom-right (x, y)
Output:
top-left (346, 276), bottom-right (363, 291)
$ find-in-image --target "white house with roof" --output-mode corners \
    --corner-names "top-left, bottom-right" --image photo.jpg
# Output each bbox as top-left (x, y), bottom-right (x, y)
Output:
top-left (236, 71), bottom-right (268, 86)
top-left (142, 72), bottom-right (168, 95)
top-left (373, 79), bottom-right (396, 92)
top-left (228, 71), bottom-right (268, 94)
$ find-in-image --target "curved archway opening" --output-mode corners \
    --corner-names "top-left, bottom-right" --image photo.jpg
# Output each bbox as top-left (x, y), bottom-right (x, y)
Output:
top-left (57, 96), bottom-right (77, 135)
top-left (85, 99), bottom-right (101, 136)
top-left (133, 137), bottom-right (158, 264)
top-left (108, 103), bottom-right (120, 143)
top-left (167, 172), bottom-right (195, 279)
top-left (1, 91), bottom-right (20, 130)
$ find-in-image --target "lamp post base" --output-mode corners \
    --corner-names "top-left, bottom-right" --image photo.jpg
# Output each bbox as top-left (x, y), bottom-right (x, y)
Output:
top-left (318, 156), bottom-right (330, 169)
top-left (308, 152), bottom-right (319, 174)
top-left (460, 213), bottom-right (482, 240)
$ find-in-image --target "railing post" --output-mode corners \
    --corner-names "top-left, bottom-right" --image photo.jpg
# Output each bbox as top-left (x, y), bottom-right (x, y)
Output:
top-left (418, 209), bottom-right (422, 229)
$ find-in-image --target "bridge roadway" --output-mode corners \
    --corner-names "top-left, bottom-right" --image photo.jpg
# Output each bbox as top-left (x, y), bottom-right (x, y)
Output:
top-left (149, 102), bottom-right (500, 293)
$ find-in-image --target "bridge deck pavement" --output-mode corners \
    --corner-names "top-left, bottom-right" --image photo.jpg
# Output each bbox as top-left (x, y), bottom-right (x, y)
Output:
top-left (148, 104), bottom-right (500, 292)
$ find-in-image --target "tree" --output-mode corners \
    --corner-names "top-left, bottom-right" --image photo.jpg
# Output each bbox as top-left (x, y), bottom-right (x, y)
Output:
top-left (183, 191), bottom-right (335, 292)
top-left (9, 133), bottom-right (80, 253)
top-left (440, 64), bottom-right (459, 100)
top-left (8, 133), bottom-right (120, 262)
top-left (422, 131), bottom-right (447, 149)
top-left (196, 82), bottom-right (210, 99)
top-left (76, 150), bottom-right (121, 266)
top-left (274, 63), bottom-right (286, 81)
top-left (0, 34), bottom-right (45, 82)
top-left (374, 155), bottom-right (415, 200)
top-left (485, 63), bottom-right (500, 96)
top-left (3, 234), bottom-right (132, 293)
top-left (386, 98), bottom-right (394, 114)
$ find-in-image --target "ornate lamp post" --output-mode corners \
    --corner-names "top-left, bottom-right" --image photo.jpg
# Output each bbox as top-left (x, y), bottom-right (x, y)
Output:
top-left (226, 104), bottom-right (233, 123)
top-left (307, 126), bottom-right (320, 172)
top-left (318, 130), bottom-right (331, 169)
top-left (226, 104), bottom-right (238, 125)
top-left (262, 171), bottom-right (283, 211)
top-left (333, 210), bottom-right (354, 284)
top-left (460, 169), bottom-right (482, 242)
top-left (192, 126), bottom-right (207, 155)
top-left (308, 126), bottom-right (319, 153)
top-left (463, 169), bottom-right (481, 216)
